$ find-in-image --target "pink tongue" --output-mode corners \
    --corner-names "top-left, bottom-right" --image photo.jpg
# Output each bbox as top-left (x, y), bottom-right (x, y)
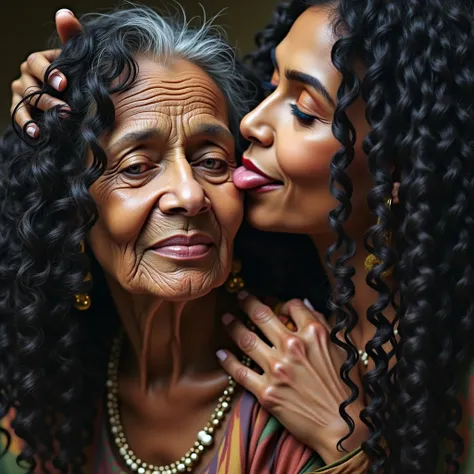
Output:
top-left (233, 166), bottom-right (275, 190)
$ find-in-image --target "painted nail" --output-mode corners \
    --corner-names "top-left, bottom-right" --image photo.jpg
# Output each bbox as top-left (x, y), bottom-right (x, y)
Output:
top-left (50, 74), bottom-right (63, 91)
top-left (222, 313), bottom-right (235, 325)
top-left (216, 350), bottom-right (228, 361)
top-left (237, 291), bottom-right (249, 301)
top-left (303, 298), bottom-right (315, 311)
top-left (56, 8), bottom-right (74, 17)
top-left (26, 125), bottom-right (37, 138)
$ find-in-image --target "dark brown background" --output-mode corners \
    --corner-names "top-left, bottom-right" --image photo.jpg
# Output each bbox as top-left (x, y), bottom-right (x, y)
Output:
top-left (0, 0), bottom-right (278, 128)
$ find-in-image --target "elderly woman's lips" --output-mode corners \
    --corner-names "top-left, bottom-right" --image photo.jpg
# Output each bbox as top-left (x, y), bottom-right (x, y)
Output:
top-left (150, 234), bottom-right (214, 260)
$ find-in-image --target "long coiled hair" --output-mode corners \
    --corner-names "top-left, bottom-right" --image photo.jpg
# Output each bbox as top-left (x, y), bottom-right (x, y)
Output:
top-left (0, 6), bottom-right (256, 473)
top-left (246, 0), bottom-right (474, 473)
top-left (0, 5), bottom-right (330, 473)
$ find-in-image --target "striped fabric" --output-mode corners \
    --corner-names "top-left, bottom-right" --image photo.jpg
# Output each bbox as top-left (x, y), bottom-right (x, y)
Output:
top-left (0, 391), bottom-right (323, 474)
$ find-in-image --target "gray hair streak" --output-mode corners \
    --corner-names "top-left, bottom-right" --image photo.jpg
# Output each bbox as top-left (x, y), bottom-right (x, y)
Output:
top-left (81, 3), bottom-right (255, 136)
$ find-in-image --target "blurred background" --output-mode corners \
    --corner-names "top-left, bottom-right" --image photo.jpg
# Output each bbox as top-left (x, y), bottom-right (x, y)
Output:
top-left (0, 0), bottom-right (279, 128)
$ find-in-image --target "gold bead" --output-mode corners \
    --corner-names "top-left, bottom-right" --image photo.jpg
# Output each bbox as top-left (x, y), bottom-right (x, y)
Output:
top-left (74, 293), bottom-right (91, 311)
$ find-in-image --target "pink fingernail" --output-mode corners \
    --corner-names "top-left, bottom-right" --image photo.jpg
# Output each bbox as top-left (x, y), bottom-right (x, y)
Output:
top-left (237, 291), bottom-right (249, 301)
top-left (216, 350), bottom-right (228, 361)
top-left (50, 75), bottom-right (63, 91)
top-left (26, 125), bottom-right (37, 138)
top-left (222, 313), bottom-right (235, 325)
top-left (303, 298), bottom-right (315, 311)
top-left (56, 8), bottom-right (74, 17)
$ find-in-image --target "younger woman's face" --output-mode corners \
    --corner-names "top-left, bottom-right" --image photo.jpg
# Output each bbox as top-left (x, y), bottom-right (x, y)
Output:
top-left (236, 6), bottom-right (372, 235)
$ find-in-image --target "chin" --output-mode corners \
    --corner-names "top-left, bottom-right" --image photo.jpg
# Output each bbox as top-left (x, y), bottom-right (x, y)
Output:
top-left (246, 207), bottom-right (316, 234)
top-left (129, 261), bottom-right (229, 301)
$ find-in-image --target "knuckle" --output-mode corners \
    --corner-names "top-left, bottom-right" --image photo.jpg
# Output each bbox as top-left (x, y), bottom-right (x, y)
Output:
top-left (286, 298), bottom-right (305, 310)
top-left (303, 321), bottom-right (328, 342)
top-left (20, 61), bottom-right (28, 74)
top-left (44, 96), bottom-right (57, 109)
top-left (234, 366), bottom-right (248, 386)
top-left (259, 385), bottom-right (279, 411)
top-left (27, 53), bottom-right (37, 66)
top-left (252, 304), bottom-right (272, 323)
top-left (283, 335), bottom-right (307, 357)
top-left (11, 80), bottom-right (21, 93)
top-left (239, 332), bottom-right (257, 352)
top-left (269, 360), bottom-right (289, 379)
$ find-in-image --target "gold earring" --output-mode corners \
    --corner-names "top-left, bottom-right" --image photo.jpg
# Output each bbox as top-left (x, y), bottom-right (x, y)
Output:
top-left (74, 241), bottom-right (92, 311)
top-left (225, 259), bottom-right (246, 293)
top-left (364, 197), bottom-right (393, 278)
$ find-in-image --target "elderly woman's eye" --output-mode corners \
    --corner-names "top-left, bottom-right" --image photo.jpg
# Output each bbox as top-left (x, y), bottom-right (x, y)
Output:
top-left (122, 162), bottom-right (152, 176)
top-left (197, 158), bottom-right (228, 172)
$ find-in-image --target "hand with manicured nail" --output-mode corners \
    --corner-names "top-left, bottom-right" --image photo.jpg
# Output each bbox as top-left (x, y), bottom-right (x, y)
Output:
top-left (10, 9), bottom-right (83, 137)
top-left (217, 292), bottom-right (368, 464)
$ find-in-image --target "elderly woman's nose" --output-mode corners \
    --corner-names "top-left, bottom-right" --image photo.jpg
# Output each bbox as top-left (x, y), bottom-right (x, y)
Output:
top-left (159, 161), bottom-right (211, 217)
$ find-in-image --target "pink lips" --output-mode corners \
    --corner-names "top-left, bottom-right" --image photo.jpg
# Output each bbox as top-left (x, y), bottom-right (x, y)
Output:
top-left (233, 157), bottom-right (282, 192)
top-left (150, 234), bottom-right (214, 260)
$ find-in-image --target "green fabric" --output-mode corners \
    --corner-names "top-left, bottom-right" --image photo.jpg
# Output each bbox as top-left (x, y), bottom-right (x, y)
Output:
top-left (313, 447), bottom-right (362, 472)
top-left (0, 449), bottom-right (25, 474)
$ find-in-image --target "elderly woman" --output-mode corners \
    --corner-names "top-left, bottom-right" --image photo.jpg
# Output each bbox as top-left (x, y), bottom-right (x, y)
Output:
top-left (0, 6), bottom-right (370, 474)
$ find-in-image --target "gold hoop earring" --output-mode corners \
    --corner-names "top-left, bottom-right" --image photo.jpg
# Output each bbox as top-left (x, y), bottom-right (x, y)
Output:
top-left (364, 197), bottom-right (393, 278)
top-left (225, 259), bottom-right (245, 293)
top-left (74, 241), bottom-right (92, 311)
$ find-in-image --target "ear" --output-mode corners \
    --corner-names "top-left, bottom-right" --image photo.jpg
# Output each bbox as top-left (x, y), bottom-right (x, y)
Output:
top-left (392, 182), bottom-right (400, 205)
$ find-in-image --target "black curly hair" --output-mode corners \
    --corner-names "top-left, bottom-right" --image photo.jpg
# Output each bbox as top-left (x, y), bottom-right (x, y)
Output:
top-left (246, 0), bottom-right (474, 473)
top-left (0, 5), bottom-right (331, 473)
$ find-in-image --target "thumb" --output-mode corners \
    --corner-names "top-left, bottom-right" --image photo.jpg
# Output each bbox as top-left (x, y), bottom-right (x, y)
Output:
top-left (55, 9), bottom-right (83, 44)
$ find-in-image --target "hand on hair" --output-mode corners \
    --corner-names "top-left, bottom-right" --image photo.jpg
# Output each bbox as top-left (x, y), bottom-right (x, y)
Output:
top-left (10, 9), bottom-right (82, 137)
top-left (217, 293), bottom-right (368, 465)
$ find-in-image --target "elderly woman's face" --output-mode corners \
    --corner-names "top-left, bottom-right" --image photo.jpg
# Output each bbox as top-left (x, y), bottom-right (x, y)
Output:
top-left (88, 56), bottom-right (242, 300)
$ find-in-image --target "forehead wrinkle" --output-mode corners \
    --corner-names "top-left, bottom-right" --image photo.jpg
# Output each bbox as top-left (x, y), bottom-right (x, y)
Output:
top-left (113, 80), bottom-right (225, 121)
top-left (122, 72), bottom-right (223, 101)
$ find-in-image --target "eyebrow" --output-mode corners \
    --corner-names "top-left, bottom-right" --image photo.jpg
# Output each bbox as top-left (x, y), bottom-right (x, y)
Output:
top-left (285, 69), bottom-right (335, 107)
top-left (108, 124), bottom-right (233, 155)
top-left (271, 48), bottom-right (335, 108)
top-left (195, 123), bottom-right (234, 142)
top-left (108, 129), bottom-right (163, 154)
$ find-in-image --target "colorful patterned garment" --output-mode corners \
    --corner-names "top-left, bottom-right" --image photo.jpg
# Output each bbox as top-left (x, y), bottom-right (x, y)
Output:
top-left (0, 389), bottom-right (368, 474)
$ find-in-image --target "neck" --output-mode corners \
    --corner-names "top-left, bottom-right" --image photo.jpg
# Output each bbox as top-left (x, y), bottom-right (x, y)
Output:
top-left (106, 278), bottom-right (228, 391)
top-left (310, 223), bottom-right (395, 349)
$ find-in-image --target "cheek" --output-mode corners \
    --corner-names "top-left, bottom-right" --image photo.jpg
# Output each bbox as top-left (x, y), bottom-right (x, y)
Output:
top-left (277, 126), bottom-right (338, 182)
top-left (87, 182), bottom-right (156, 278)
top-left (207, 182), bottom-right (243, 240)
top-left (91, 184), bottom-right (153, 245)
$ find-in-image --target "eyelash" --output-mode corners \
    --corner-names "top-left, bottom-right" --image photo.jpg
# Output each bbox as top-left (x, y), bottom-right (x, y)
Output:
top-left (123, 163), bottom-right (152, 176)
top-left (290, 104), bottom-right (319, 123)
top-left (196, 157), bottom-right (228, 172)
top-left (262, 82), bottom-right (319, 124)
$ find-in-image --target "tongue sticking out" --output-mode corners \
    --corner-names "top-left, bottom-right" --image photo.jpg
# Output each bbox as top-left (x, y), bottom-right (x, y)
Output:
top-left (233, 166), bottom-right (277, 190)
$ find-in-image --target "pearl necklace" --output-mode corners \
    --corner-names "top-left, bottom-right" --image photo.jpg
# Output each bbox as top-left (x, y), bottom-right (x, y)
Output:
top-left (106, 331), bottom-right (251, 474)
top-left (358, 327), bottom-right (399, 367)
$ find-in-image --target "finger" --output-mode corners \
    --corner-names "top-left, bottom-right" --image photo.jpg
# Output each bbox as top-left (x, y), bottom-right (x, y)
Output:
top-left (26, 52), bottom-right (66, 91)
top-left (11, 96), bottom-right (38, 138)
top-left (14, 72), bottom-right (69, 113)
top-left (280, 298), bottom-right (332, 332)
top-left (12, 72), bottom-right (40, 99)
top-left (55, 9), bottom-right (83, 44)
top-left (237, 292), bottom-right (289, 347)
top-left (222, 313), bottom-right (273, 370)
top-left (216, 349), bottom-right (264, 395)
top-left (277, 298), bottom-right (317, 329)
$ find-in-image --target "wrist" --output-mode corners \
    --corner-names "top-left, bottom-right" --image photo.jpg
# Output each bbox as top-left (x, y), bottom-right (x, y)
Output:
top-left (312, 419), bottom-right (369, 465)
